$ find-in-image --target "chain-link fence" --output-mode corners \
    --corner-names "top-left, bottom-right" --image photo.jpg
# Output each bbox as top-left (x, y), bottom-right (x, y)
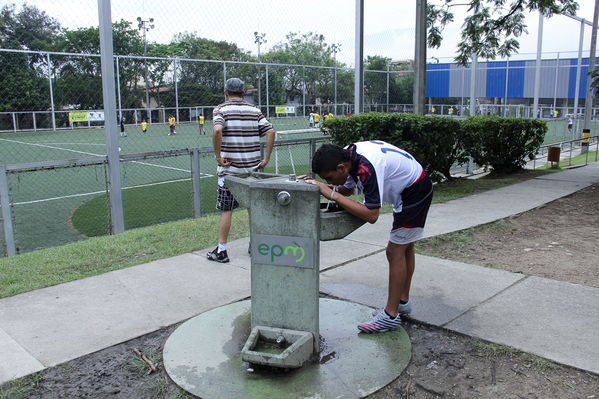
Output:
top-left (0, 137), bottom-right (326, 256)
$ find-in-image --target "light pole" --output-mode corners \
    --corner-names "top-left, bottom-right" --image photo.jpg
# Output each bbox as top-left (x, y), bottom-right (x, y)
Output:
top-left (137, 17), bottom-right (154, 121)
top-left (254, 32), bottom-right (266, 110)
top-left (331, 43), bottom-right (341, 115)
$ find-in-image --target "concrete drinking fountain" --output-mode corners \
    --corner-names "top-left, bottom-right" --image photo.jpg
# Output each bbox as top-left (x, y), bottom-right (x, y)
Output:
top-left (163, 172), bottom-right (412, 398)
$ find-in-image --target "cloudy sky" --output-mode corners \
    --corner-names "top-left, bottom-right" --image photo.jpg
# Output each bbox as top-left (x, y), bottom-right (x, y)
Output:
top-left (3, 0), bottom-right (597, 65)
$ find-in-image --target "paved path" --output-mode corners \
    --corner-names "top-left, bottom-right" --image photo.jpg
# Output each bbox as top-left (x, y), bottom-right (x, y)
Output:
top-left (1, 162), bottom-right (598, 385)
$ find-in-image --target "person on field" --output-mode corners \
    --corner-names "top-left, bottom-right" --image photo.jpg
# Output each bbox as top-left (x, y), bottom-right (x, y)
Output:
top-left (168, 115), bottom-right (176, 135)
top-left (301, 141), bottom-right (433, 333)
top-left (120, 117), bottom-right (126, 137)
top-left (207, 78), bottom-right (275, 263)
top-left (199, 114), bottom-right (205, 134)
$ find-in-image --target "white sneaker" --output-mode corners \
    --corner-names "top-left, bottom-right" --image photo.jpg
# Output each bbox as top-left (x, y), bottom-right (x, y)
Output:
top-left (358, 309), bottom-right (402, 333)
top-left (372, 300), bottom-right (412, 317)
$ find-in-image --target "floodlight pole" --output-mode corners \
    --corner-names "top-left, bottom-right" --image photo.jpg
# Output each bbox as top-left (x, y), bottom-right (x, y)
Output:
top-left (533, 11), bottom-right (543, 118)
top-left (332, 43), bottom-right (341, 115)
top-left (583, 0), bottom-right (599, 132)
top-left (138, 17), bottom-right (154, 121)
top-left (354, 0), bottom-right (364, 114)
top-left (573, 18), bottom-right (585, 133)
top-left (413, 0), bottom-right (426, 115)
top-left (254, 32), bottom-right (267, 111)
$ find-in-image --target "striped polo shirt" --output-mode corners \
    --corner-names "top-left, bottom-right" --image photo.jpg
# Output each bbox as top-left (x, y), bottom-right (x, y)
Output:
top-left (213, 97), bottom-right (272, 177)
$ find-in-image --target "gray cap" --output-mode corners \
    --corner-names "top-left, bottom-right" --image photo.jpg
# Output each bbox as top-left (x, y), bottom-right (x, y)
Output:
top-left (225, 78), bottom-right (244, 93)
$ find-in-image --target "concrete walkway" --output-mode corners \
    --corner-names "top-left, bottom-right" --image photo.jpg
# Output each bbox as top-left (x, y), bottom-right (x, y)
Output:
top-left (1, 163), bottom-right (598, 385)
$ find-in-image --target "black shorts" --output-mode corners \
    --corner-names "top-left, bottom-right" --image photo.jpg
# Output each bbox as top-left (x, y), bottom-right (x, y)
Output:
top-left (392, 172), bottom-right (433, 231)
top-left (216, 184), bottom-right (239, 211)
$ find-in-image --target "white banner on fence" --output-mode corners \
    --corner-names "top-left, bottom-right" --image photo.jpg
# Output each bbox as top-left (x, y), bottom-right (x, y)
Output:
top-left (275, 106), bottom-right (296, 114)
top-left (87, 111), bottom-right (105, 121)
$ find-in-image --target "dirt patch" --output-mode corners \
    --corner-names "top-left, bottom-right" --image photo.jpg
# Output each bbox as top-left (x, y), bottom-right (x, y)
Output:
top-left (3, 320), bottom-right (597, 399)
top-left (2, 184), bottom-right (598, 398)
top-left (417, 183), bottom-right (599, 288)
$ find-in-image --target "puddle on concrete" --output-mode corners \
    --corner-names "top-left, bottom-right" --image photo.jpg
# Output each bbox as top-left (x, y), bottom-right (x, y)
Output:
top-left (253, 339), bottom-right (291, 355)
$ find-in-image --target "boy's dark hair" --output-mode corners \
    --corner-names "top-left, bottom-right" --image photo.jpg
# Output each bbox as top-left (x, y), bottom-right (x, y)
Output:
top-left (312, 143), bottom-right (351, 174)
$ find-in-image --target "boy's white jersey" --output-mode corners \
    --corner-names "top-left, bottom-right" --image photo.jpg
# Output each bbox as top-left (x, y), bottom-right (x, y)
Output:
top-left (343, 140), bottom-right (424, 213)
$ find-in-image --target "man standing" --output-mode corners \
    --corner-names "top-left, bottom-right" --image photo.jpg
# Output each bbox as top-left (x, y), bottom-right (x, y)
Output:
top-left (168, 115), bottom-right (176, 135)
top-left (208, 78), bottom-right (275, 263)
top-left (568, 116), bottom-right (573, 134)
top-left (199, 114), bottom-right (205, 134)
top-left (302, 141), bottom-right (433, 333)
top-left (120, 117), bottom-right (126, 137)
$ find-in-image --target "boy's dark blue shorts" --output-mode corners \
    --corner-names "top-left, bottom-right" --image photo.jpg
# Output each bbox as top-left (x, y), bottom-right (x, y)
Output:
top-left (390, 171), bottom-right (433, 244)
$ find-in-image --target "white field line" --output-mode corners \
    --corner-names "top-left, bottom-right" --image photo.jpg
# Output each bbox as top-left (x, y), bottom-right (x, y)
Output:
top-left (0, 137), bottom-right (102, 157)
top-left (0, 137), bottom-right (190, 172)
top-left (14, 175), bottom-right (214, 206)
top-left (35, 142), bottom-right (107, 146)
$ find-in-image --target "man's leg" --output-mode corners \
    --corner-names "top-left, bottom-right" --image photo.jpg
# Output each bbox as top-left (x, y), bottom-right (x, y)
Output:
top-left (384, 241), bottom-right (415, 318)
top-left (218, 210), bottom-right (233, 244)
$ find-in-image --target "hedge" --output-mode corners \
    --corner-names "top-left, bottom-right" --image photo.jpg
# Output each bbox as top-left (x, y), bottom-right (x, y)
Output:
top-left (461, 116), bottom-right (546, 173)
top-left (322, 113), bottom-right (546, 179)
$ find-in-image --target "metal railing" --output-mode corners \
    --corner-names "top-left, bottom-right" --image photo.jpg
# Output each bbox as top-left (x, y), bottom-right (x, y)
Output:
top-left (532, 135), bottom-right (599, 169)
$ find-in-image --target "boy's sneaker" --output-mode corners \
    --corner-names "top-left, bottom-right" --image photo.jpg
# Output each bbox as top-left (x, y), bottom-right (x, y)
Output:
top-left (398, 300), bottom-right (412, 315)
top-left (358, 310), bottom-right (402, 333)
top-left (371, 300), bottom-right (412, 317)
top-left (206, 247), bottom-right (229, 263)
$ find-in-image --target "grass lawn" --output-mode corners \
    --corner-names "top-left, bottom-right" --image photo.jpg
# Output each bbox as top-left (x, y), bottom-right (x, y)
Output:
top-left (0, 168), bottom-right (560, 299)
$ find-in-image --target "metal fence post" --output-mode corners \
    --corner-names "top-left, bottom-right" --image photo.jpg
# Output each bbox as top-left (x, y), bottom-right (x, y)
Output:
top-left (266, 64), bottom-right (270, 119)
top-left (0, 166), bottom-right (16, 256)
top-left (116, 56), bottom-right (122, 120)
top-left (191, 148), bottom-right (202, 218)
top-left (98, 0), bottom-right (125, 234)
top-left (309, 138), bottom-right (316, 178)
top-left (223, 61), bottom-right (227, 102)
top-left (174, 57), bottom-right (180, 123)
top-left (46, 52), bottom-right (57, 131)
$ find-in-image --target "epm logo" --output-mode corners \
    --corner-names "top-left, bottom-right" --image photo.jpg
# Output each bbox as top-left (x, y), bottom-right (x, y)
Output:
top-left (252, 234), bottom-right (314, 269)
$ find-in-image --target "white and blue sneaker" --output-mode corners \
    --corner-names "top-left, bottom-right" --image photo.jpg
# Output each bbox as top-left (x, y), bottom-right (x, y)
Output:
top-left (372, 300), bottom-right (412, 317)
top-left (358, 310), bottom-right (402, 333)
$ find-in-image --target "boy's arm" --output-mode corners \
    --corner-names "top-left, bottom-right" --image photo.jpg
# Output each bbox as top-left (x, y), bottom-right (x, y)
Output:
top-left (305, 179), bottom-right (379, 224)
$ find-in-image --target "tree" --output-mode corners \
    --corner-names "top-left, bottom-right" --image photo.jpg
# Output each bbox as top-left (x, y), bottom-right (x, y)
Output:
top-left (0, 3), bottom-right (60, 119)
top-left (52, 20), bottom-right (144, 110)
top-left (428, 0), bottom-right (579, 65)
top-left (150, 33), bottom-right (252, 107)
top-left (266, 32), bottom-right (338, 106)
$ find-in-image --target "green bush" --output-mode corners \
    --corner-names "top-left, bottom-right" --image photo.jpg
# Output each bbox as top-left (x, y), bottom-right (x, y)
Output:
top-left (322, 113), bottom-right (547, 177)
top-left (322, 113), bottom-right (468, 181)
top-left (462, 116), bottom-right (546, 173)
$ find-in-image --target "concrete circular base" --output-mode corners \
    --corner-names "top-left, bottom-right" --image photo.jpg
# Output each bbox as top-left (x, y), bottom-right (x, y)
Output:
top-left (164, 298), bottom-right (411, 398)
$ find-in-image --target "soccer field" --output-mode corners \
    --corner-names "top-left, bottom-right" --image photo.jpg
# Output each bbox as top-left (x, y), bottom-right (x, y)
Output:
top-left (0, 116), bottom-right (316, 164)
top-left (0, 117), bottom-right (325, 255)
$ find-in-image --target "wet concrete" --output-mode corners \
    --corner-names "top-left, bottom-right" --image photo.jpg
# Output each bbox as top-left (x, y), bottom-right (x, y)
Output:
top-left (163, 298), bottom-right (411, 398)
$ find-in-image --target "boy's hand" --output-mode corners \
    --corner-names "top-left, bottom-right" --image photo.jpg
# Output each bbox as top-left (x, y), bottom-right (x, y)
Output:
top-left (303, 178), bottom-right (336, 200)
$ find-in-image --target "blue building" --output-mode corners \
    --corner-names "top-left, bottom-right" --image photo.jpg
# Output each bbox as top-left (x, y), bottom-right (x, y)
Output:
top-left (426, 57), bottom-right (591, 104)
